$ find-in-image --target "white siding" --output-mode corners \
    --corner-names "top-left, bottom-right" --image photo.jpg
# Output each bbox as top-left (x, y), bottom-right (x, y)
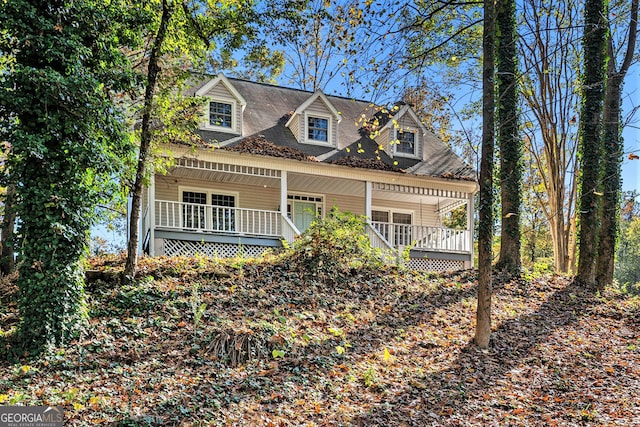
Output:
top-left (203, 83), bottom-right (232, 100)
top-left (324, 193), bottom-right (363, 215)
top-left (155, 175), bottom-right (279, 210)
top-left (288, 114), bottom-right (301, 142)
top-left (376, 127), bottom-right (392, 155)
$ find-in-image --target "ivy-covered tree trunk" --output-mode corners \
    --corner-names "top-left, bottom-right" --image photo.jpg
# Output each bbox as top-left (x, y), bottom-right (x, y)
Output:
top-left (475, 0), bottom-right (496, 349)
top-left (576, 0), bottom-right (608, 286)
top-left (0, 0), bottom-right (135, 353)
top-left (0, 184), bottom-right (16, 275)
top-left (495, 0), bottom-right (521, 275)
top-left (596, 0), bottom-right (638, 287)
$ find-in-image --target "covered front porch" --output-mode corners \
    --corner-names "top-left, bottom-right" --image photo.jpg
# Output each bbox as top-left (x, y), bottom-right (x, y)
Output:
top-left (140, 149), bottom-right (476, 271)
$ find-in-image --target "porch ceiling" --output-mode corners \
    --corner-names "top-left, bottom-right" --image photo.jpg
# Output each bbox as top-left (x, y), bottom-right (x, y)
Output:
top-left (169, 166), bottom-right (279, 188)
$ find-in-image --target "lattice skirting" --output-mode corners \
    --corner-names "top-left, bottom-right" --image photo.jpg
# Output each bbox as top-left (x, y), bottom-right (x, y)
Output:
top-left (159, 239), bottom-right (464, 271)
top-left (161, 239), bottom-right (272, 259)
top-left (406, 257), bottom-right (465, 272)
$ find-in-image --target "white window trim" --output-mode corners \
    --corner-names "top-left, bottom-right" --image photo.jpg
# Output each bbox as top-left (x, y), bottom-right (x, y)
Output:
top-left (303, 112), bottom-right (334, 146)
top-left (179, 186), bottom-right (240, 230)
top-left (179, 186), bottom-right (240, 204)
top-left (371, 206), bottom-right (414, 224)
top-left (202, 97), bottom-right (240, 134)
top-left (372, 206), bottom-right (415, 247)
top-left (287, 192), bottom-right (325, 220)
top-left (393, 128), bottom-right (420, 159)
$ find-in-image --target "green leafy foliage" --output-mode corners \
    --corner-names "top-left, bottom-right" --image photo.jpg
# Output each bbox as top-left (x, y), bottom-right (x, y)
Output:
top-left (0, 0), bottom-right (137, 353)
top-left (442, 205), bottom-right (467, 230)
top-left (288, 208), bottom-right (384, 281)
top-left (124, 0), bottom-right (267, 277)
top-left (615, 216), bottom-right (640, 294)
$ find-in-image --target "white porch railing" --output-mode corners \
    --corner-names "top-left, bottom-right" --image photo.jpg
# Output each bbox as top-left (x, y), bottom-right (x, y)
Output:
top-left (151, 200), bottom-right (470, 254)
top-left (155, 200), bottom-right (281, 237)
top-left (281, 216), bottom-right (300, 245)
top-left (366, 221), bottom-right (395, 251)
top-left (370, 221), bottom-right (471, 253)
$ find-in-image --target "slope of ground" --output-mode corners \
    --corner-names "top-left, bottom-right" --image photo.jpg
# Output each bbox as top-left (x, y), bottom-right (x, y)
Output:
top-left (1, 254), bottom-right (639, 426)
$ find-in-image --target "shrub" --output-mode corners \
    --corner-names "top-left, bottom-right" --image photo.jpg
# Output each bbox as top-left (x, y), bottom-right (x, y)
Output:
top-left (288, 208), bottom-right (383, 281)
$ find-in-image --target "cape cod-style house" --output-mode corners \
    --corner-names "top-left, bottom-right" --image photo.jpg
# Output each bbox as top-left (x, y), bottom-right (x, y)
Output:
top-left (140, 74), bottom-right (477, 271)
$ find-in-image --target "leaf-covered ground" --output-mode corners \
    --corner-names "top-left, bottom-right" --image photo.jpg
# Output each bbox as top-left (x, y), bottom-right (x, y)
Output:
top-left (1, 254), bottom-right (639, 426)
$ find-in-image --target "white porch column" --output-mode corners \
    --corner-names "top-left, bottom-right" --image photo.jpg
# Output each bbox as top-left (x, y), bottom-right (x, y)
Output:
top-left (365, 181), bottom-right (372, 218)
top-left (466, 192), bottom-right (475, 269)
top-left (280, 170), bottom-right (288, 218)
top-left (149, 172), bottom-right (156, 256)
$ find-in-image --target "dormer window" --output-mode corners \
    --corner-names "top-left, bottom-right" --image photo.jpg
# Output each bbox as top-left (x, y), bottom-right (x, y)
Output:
top-left (396, 130), bottom-right (415, 154)
top-left (308, 116), bottom-right (329, 142)
top-left (196, 74), bottom-right (246, 135)
top-left (286, 91), bottom-right (340, 146)
top-left (209, 101), bottom-right (233, 128)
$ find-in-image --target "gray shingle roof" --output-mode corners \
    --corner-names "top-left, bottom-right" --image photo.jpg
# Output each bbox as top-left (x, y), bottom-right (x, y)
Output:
top-left (190, 75), bottom-right (476, 181)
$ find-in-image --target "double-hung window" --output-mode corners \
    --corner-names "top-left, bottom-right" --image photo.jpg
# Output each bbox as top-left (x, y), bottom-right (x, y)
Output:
top-left (392, 212), bottom-right (413, 246)
top-left (182, 191), bottom-right (207, 229)
top-left (211, 194), bottom-right (235, 232)
top-left (396, 130), bottom-right (416, 155)
top-left (181, 189), bottom-right (236, 232)
top-left (307, 116), bottom-right (329, 142)
top-left (372, 209), bottom-right (413, 246)
top-left (209, 101), bottom-right (233, 128)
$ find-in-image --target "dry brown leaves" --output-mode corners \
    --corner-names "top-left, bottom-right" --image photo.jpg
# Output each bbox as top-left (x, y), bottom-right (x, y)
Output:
top-left (439, 171), bottom-right (477, 181)
top-left (226, 136), bottom-right (318, 162)
top-left (330, 156), bottom-right (404, 172)
top-left (1, 258), bottom-right (639, 426)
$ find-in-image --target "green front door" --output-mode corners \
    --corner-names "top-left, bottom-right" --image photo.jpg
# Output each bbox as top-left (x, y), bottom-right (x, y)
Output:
top-left (293, 201), bottom-right (316, 233)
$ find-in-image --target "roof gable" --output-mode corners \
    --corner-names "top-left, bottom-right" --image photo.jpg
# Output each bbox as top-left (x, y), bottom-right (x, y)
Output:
top-left (285, 90), bottom-right (342, 127)
top-left (382, 104), bottom-right (427, 135)
top-left (195, 73), bottom-right (247, 109)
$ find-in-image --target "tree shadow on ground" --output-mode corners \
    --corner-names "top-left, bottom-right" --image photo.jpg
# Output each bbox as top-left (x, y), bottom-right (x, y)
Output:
top-left (350, 277), bottom-right (638, 426)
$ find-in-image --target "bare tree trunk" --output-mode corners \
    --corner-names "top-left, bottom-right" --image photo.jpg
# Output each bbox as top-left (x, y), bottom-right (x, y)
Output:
top-left (568, 214), bottom-right (578, 273)
top-left (0, 184), bottom-right (16, 275)
top-left (124, 0), bottom-right (173, 281)
top-left (596, 0), bottom-right (638, 287)
top-left (576, 0), bottom-right (608, 286)
top-left (519, 0), bottom-right (580, 275)
top-left (549, 184), bottom-right (572, 273)
top-left (475, 0), bottom-right (496, 349)
top-left (550, 216), bottom-right (568, 272)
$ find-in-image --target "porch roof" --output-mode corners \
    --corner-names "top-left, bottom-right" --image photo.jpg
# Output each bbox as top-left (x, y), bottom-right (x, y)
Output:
top-left (165, 148), bottom-right (475, 210)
